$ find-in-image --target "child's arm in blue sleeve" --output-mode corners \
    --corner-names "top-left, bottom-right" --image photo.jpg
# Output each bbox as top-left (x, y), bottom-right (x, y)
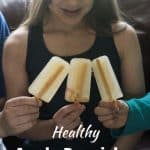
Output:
top-left (112, 92), bottom-right (150, 137)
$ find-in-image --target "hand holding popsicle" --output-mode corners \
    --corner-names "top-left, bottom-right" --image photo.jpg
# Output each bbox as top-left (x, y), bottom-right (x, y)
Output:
top-left (94, 100), bottom-right (129, 129)
top-left (92, 56), bottom-right (126, 127)
top-left (0, 97), bottom-right (42, 137)
top-left (53, 103), bottom-right (85, 131)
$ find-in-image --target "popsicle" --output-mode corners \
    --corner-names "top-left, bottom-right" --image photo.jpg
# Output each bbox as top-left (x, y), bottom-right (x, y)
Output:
top-left (65, 58), bottom-right (92, 103)
top-left (28, 56), bottom-right (70, 103)
top-left (92, 56), bottom-right (123, 101)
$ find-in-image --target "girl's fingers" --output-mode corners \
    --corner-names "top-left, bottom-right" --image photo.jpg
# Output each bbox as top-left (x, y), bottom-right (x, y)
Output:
top-left (12, 113), bottom-right (39, 126)
top-left (65, 118), bottom-right (81, 131)
top-left (60, 111), bottom-right (81, 127)
top-left (6, 97), bottom-right (41, 108)
top-left (53, 104), bottom-right (85, 121)
top-left (99, 101), bottom-right (116, 109)
top-left (12, 106), bottom-right (39, 116)
top-left (98, 114), bottom-right (115, 122)
top-left (102, 119), bottom-right (116, 129)
top-left (95, 106), bottom-right (113, 116)
top-left (14, 120), bottom-right (37, 135)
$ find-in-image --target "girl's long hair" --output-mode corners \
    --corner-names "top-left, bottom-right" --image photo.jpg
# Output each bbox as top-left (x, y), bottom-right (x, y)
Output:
top-left (22, 0), bottom-right (124, 35)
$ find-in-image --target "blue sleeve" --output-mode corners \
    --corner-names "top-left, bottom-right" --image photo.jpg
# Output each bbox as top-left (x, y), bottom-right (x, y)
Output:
top-left (112, 92), bottom-right (150, 137)
top-left (0, 12), bottom-right (10, 97)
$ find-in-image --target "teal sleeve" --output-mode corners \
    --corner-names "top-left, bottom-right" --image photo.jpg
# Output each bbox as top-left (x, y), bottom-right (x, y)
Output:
top-left (112, 92), bottom-right (150, 137)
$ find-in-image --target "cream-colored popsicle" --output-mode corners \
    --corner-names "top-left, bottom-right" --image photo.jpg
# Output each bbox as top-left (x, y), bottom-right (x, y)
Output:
top-left (28, 56), bottom-right (70, 103)
top-left (92, 56), bottom-right (123, 101)
top-left (65, 58), bottom-right (91, 103)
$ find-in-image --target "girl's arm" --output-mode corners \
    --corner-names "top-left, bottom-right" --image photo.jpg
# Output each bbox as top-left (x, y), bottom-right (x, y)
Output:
top-left (112, 22), bottom-right (145, 150)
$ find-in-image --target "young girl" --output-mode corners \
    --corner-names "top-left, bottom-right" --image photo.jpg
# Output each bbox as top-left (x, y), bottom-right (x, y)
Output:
top-left (3, 0), bottom-right (145, 149)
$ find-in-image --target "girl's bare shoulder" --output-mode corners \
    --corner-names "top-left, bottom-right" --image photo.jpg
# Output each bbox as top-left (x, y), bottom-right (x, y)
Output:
top-left (112, 21), bottom-right (140, 59)
top-left (112, 21), bottom-right (137, 37)
top-left (4, 26), bottom-right (29, 56)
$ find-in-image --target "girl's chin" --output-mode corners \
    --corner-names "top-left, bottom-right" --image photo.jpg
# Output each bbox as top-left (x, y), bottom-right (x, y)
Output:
top-left (60, 17), bottom-right (83, 26)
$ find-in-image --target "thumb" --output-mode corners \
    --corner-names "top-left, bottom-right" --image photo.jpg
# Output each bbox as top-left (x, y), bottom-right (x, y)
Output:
top-left (117, 100), bottom-right (129, 114)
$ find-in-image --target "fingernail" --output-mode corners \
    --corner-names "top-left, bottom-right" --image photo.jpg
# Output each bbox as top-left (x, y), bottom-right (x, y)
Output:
top-left (82, 105), bottom-right (86, 110)
top-left (38, 100), bottom-right (42, 106)
top-left (81, 107), bottom-right (85, 113)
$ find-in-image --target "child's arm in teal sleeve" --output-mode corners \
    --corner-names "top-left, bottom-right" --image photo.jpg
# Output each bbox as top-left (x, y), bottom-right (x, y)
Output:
top-left (112, 92), bottom-right (150, 137)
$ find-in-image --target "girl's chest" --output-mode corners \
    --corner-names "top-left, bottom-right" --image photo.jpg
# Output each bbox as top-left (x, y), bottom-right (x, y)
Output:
top-left (43, 32), bottom-right (96, 56)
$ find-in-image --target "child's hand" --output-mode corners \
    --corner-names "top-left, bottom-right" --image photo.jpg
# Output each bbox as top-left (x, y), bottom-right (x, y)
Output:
top-left (0, 96), bottom-right (42, 137)
top-left (94, 100), bottom-right (129, 129)
top-left (53, 103), bottom-right (85, 131)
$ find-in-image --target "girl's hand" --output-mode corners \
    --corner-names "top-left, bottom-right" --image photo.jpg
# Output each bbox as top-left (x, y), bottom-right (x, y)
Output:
top-left (94, 100), bottom-right (129, 129)
top-left (0, 96), bottom-right (42, 137)
top-left (53, 103), bottom-right (85, 131)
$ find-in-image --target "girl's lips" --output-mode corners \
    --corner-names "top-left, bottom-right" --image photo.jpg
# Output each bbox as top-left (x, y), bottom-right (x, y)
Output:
top-left (61, 8), bottom-right (82, 17)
